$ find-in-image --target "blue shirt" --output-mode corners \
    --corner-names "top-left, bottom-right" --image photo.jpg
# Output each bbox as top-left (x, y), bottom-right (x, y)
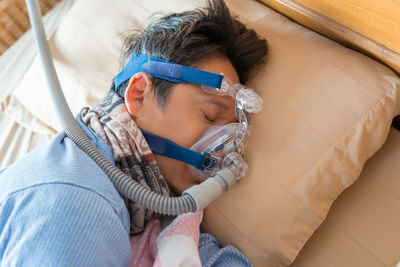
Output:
top-left (0, 116), bottom-right (251, 266)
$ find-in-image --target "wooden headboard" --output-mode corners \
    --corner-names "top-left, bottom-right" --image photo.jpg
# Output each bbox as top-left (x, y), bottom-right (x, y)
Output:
top-left (257, 0), bottom-right (400, 76)
top-left (0, 0), bottom-right (61, 55)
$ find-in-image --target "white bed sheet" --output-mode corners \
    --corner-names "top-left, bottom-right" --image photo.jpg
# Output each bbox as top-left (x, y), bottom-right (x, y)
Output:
top-left (0, 0), bottom-right (75, 168)
top-left (0, 0), bottom-right (76, 103)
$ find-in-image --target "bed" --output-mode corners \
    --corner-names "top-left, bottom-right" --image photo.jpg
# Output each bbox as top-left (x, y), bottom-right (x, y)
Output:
top-left (1, 0), bottom-right (399, 266)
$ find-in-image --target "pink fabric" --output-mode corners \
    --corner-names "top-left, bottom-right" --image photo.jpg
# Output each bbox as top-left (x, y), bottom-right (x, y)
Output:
top-left (159, 212), bottom-right (201, 242)
top-left (129, 212), bottom-right (203, 267)
top-left (129, 219), bottom-right (160, 267)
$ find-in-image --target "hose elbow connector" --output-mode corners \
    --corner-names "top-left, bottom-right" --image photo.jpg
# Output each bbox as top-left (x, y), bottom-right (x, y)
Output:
top-left (183, 168), bottom-right (237, 212)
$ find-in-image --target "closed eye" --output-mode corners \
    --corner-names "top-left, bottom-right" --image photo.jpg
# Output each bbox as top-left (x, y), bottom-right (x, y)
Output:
top-left (201, 111), bottom-right (215, 123)
top-left (206, 98), bottom-right (229, 112)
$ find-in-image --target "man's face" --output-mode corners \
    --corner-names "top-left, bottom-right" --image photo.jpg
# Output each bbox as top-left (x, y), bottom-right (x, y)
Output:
top-left (127, 57), bottom-right (239, 194)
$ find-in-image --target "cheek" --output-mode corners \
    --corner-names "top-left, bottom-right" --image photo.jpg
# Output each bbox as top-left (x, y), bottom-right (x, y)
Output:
top-left (136, 89), bottom-right (205, 148)
top-left (159, 88), bottom-right (208, 148)
top-left (161, 107), bottom-right (205, 148)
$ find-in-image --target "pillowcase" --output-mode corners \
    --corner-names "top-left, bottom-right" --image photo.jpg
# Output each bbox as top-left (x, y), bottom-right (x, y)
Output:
top-left (11, 0), bottom-right (400, 265)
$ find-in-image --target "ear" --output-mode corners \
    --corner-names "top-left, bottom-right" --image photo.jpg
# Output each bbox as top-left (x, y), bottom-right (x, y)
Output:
top-left (124, 72), bottom-right (153, 116)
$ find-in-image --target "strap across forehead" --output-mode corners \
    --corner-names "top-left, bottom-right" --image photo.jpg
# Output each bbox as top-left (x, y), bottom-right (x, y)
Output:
top-left (114, 54), bottom-right (224, 92)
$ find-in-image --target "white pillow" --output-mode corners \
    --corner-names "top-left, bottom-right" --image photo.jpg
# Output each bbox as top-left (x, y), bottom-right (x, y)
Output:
top-left (11, 0), bottom-right (400, 265)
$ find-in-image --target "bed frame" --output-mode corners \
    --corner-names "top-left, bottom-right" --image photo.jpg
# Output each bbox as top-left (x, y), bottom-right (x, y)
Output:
top-left (257, 0), bottom-right (400, 76)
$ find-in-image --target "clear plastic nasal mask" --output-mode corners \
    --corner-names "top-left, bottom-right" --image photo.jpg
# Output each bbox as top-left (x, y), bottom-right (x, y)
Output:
top-left (114, 54), bottom-right (263, 180)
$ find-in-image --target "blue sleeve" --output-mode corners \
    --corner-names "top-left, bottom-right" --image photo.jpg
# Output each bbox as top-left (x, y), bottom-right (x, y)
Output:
top-left (0, 183), bottom-right (130, 267)
top-left (199, 233), bottom-right (253, 267)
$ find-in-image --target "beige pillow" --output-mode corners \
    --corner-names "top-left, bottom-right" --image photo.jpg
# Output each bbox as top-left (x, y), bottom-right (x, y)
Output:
top-left (11, 0), bottom-right (400, 266)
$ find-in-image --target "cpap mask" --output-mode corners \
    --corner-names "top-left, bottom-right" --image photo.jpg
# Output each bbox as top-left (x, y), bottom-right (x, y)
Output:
top-left (114, 54), bottom-right (263, 180)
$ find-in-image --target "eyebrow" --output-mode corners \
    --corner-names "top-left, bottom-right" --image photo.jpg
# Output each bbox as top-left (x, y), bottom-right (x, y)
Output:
top-left (206, 98), bottom-right (229, 112)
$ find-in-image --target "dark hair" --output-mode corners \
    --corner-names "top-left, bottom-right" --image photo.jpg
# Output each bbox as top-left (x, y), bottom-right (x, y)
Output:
top-left (112, 0), bottom-right (268, 107)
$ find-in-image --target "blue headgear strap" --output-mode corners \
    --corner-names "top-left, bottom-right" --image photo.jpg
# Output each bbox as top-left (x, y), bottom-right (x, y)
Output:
top-left (114, 54), bottom-right (224, 92)
top-left (141, 130), bottom-right (215, 171)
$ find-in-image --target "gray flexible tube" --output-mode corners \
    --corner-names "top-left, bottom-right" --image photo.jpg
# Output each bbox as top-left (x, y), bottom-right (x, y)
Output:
top-left (25, 0), bottom-right (197, 215)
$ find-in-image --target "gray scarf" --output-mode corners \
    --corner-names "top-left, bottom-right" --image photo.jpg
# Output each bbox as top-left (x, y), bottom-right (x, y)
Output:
top-left (81, 90), bottom-right (171, 235)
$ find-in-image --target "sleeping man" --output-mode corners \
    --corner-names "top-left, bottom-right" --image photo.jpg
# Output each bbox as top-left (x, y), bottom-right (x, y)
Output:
top-left (0, 0), bottom-right (267, 266)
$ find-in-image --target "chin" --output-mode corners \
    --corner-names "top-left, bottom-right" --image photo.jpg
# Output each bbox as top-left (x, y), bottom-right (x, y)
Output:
top-left (172, 166), bottom-right (204, 195)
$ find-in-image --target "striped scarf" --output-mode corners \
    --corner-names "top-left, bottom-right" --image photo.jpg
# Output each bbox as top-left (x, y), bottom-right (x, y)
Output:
top-left (81, 90), bottom-right (171, 235)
